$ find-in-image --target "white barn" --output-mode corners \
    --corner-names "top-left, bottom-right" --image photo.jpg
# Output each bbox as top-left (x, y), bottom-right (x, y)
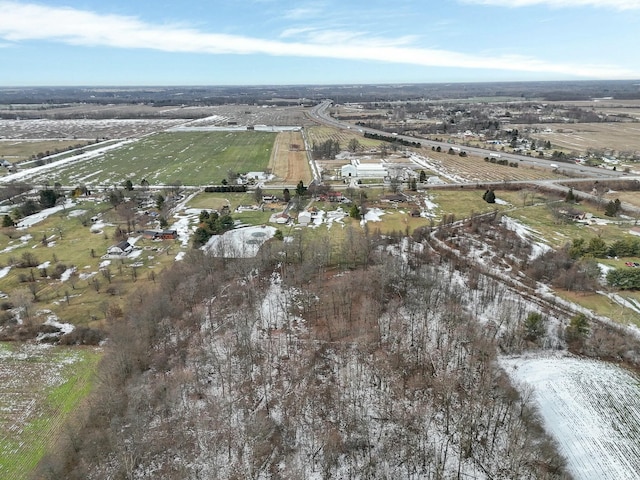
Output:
top-left (341, 162), bottom-right (388, 179)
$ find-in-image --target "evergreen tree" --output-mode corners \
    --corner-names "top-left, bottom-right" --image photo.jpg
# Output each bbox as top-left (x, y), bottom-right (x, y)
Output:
top-left (2, 215), bottom-right (14, 227)
top-left (565, 188), bottom-right (575, 202)
top-left (483, 189), bottom-right (496, 204)
top-left (566, 313), bottom-right (589, 342)
top-left (604, 200), bottom-right (619, 217)
top-left (524, 312), bottom-right (546, 342)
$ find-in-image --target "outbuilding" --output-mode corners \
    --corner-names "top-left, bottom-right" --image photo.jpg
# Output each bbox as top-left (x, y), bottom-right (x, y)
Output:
top-left (107, 241), bottom-right (133, 256)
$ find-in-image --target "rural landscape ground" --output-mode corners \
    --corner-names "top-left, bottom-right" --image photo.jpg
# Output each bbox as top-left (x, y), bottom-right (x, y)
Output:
top-left (1, 81), bottom-right (640, 479)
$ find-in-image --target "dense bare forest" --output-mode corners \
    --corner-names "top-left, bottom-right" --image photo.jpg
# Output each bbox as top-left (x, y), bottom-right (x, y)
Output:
top-left (39, 214), bottom-right (634, 479)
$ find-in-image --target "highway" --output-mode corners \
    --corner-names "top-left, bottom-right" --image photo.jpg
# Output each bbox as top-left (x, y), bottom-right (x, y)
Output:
top-left (308, 100), bottom-right (627, 180)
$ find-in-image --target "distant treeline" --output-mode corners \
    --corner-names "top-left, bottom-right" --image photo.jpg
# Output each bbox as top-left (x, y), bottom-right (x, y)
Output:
top-left (362, 131), bottom-right (421, 148)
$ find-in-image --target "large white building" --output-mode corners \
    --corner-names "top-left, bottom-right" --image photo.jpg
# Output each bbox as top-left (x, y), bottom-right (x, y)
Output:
top-left (341, 161), bottom-right (388, 179)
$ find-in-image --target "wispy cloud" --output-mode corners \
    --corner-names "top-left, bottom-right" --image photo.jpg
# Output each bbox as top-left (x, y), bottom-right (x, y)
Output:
top-left (0, 1), bottom-right (636, 79)
top-left (280, 27), bottom-right (418, 48)
top-left (461, 0), bottom-right (640, 9)
top-left (282, 6), bottom-right (324, 20)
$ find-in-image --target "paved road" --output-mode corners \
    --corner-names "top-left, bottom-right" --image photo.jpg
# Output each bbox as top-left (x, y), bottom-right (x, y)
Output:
top-left (307, 100), bottom-right (628, 180)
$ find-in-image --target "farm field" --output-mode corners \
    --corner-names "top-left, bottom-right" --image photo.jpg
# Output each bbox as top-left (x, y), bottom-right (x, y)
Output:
top-left (501, 354), bottom-right (640, 480)
top-left (555, 99), bottom-right (640, 121)
top-left (306, 125), bottom-right (382, 150)
top-left (0, 118), bottom-right (184, 140)
top-left (0, 139), bottom-right (94, 164)
top-left (512, 122), bottom-right (640, 156)
top-left (0, 343), bottom-right (101, 480)
top-left (412, 148), bottom-right (568, 183)
top-left (267, 131), bottom-right (312, 184)
top-left (558, 290), bottom-right (640, 328)
top-left (10, 131), bottom-right (276, 187)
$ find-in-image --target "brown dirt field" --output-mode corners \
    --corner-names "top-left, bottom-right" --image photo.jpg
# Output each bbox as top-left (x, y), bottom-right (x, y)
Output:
top-left (268, 131), bottom-right (312, 184)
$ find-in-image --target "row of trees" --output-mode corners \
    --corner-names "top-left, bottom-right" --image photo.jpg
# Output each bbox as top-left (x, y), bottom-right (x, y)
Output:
top-left (311, 139), bottom-right (341, 159)
top-left (363, 131), bottom-right (421, 148)
top-left (606, 268), bottom-right (640, 290)
top-left (570, 235), bottom-right (640, 259)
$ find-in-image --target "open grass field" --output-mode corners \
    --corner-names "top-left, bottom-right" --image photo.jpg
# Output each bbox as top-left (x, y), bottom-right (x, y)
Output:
top-left (559, 290), bottom-right (640, 328)
top-left (0, 200), bottom-right (179, 326)
top-left (22, 131), bottom-right (276, 187)
top-left (268, 131), bottom-right (312, 184)
top-left (0, 343), bottom-right (101, 480)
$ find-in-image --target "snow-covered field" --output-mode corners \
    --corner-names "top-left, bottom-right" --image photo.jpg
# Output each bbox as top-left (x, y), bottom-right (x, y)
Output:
top-left (501, 353), bottom-right (640, 480)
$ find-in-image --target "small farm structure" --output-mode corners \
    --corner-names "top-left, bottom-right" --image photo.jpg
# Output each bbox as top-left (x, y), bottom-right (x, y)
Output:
top-left (140, 229), bottom-right (178, 240)
top-left (107, 241), bottom-right (133, 256)
top-left (298, 211), bottom-right (312, 225)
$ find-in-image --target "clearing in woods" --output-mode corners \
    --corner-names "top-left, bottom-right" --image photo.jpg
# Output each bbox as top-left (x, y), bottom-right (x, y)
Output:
top-left (0, 343), bottom-right (101, 479)
top-left (268, 131), bottom-right (312, 184)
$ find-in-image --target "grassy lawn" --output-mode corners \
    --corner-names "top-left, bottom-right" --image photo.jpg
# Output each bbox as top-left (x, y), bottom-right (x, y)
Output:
top-left (187, 191), bottom-right (257, 211)
top-left (0, 200), bottom-right (179, 326)
top-left (33, 131), bottom-right (276, 187)
top-left (0, 344), bottom-right (102, 480)
top-left (428, 189), bottom-right (511, 221)
top-left (557, 290), bottom-right (640, 328)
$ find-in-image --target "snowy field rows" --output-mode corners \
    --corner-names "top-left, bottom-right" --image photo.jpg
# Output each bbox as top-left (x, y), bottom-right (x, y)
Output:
top-left (501, 354), bottom-right (640, 480)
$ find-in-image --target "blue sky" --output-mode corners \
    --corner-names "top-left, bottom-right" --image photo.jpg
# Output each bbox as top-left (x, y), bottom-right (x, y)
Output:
top-left (0, 0), bottom-right (639, 86)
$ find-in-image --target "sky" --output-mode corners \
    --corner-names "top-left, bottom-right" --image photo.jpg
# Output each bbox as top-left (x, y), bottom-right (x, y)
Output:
top-left (0, 0), bottom-right (639, 86)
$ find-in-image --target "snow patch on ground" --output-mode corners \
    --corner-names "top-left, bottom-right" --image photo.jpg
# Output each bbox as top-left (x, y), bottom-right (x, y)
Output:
top-left (60, 267), bottom-right (76, 282)
top-left (360, 207), bottom-right (385, 225)
top-left (203, 225), bottom-right (276, 258)
top-left (501, 215), bottom-right (551, 259)
top-left (16, 200), bottom-right (75, 229)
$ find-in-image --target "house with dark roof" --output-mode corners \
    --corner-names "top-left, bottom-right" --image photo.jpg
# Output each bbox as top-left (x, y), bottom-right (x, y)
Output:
top-left (107, 241), bottom-right (133, 256)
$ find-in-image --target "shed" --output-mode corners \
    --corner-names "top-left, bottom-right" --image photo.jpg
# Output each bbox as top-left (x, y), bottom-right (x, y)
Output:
top-left (107, 241), bottom-right (133, 256)
top-left (298, 211), bottom-right (312, 225)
